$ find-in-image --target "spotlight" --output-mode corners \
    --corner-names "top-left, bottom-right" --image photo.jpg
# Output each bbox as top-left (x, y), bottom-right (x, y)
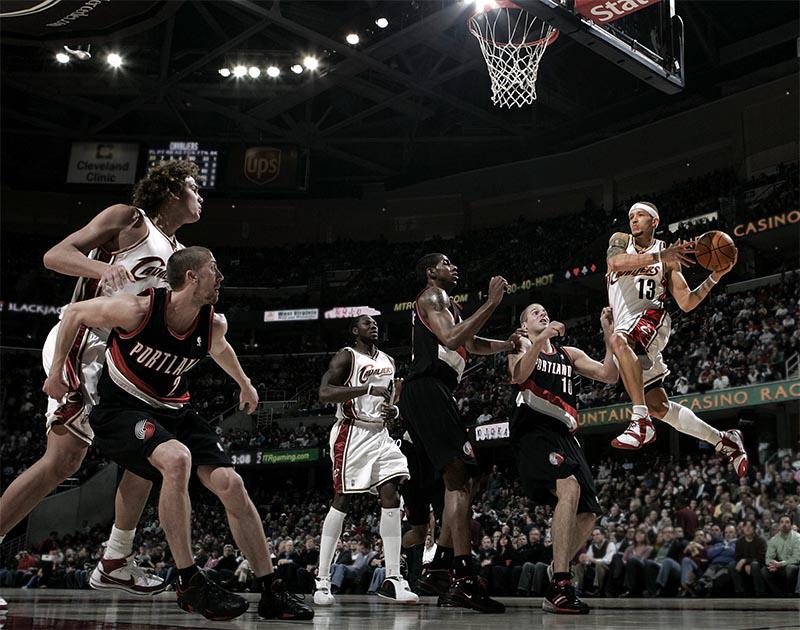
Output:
top-left (474, 0), bottom-right (498, 12)
top-left (375, 17), bottom-right (389, 28)
top-left (346, 33), bottom-right (360, 45)
top-left (56, 52), bottom-right (70, 64)
top-left (266, 65), bottom-right (280, 78)
top-left (290, 64), bottom-right (304, 74)
top-left (218, 68), bottom-right (231, 77)
top-left (303, 56), bottom-right (319, 70)
top-left (233, 65), bottom-right (247, 78)
top-left (248, 66), bottom-right (261, 78)
top-left (107, 52), bottom-right (123, 68)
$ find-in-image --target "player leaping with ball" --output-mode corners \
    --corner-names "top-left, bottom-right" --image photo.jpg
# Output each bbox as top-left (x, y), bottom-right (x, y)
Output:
top-left (606, 201), bottom-right (748, 477)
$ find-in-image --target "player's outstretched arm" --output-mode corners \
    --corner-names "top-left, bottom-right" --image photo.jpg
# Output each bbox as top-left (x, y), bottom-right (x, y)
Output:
top-left (420, 275), bottom-right (508, 351)
top-left (42, 294), bottom-right (148, 400)
top-left (208, 314), bottom-right (258, 414)
top-left (317, 350), bottom-right (391, 404)
top-left (508, 321), bottom-right (564, 384)
top-left (667, 249), bottom-right (736, 313)
top-left (564, 307), bottom-right (619, 384)
top-left (606, 232), bottom-right (694, 273)
top-left (43, 204), bottom-right (140, 291)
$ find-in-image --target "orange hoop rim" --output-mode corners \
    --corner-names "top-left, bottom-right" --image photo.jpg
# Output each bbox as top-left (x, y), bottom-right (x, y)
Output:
top-left (468, 0), bottom-right (559, 49)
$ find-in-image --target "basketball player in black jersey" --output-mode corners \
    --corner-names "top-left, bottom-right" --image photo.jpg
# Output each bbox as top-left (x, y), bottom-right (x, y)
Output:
top-left (399, 253), bottom-right (521, 613)
top-left (43, 247), bottom-right (313, 623)
top-left (508, 303), bottom-right (618, 614)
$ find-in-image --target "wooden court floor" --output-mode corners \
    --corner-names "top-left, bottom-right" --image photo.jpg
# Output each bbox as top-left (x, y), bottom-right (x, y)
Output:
top-left (1, 591), bottom-right (798, 629)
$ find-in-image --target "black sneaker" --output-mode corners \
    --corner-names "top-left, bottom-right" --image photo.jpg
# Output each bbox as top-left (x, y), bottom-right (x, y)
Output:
top-left (542, 578), bottom-right (590, 615)
top-left (176, 570), bottom-right (249, 621)
top-left (437, 575), bottom-right (505, 613)
top-left (258, 578), bottom-right (314, 620)
top-left (417, 567), bottom-right (451, 596)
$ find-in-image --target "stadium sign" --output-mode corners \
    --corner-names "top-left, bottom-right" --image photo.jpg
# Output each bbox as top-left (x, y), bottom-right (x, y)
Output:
top-left (324, 306), bottom-right (381, 320)
top-left (263, 308), bottom-right (318, 323)
top-left (0, 301), bottom-right (62, 316)
top-left (230, 448), bottom-right (321, 466)
top-left (474, 421), bottom-right (510, 442)
top-left (67, 142), bottom-right (138, 185)
top-left (733, 210), bottom-right (800, 237)
top-left (579, 379), bottom-right (800, 427)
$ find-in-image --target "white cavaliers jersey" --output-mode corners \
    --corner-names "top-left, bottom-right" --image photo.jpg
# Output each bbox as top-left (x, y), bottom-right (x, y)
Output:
top-left (335, 347), bottom-right (395, 424)
top-left (607, 235), bottom-right (668, 332)
top-left (68, 209), bottom-right (183, 339)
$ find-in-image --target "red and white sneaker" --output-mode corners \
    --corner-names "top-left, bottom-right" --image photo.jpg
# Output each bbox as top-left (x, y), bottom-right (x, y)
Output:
top-left (611, 416), bottom-right (656, 450)
top-left (715, 429), bottom-right (749, 478)
top-left (90, 555), bottom-right (167, 595)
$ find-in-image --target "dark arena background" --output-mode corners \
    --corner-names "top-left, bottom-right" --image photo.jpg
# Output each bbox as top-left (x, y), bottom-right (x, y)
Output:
top-left (1, 1), bottom-right (799, 628)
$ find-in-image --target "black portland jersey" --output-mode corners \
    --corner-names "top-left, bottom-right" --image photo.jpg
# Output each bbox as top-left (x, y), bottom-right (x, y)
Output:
top-left (407, 289), bottom-right (467, 392)
top-left (514, 343), bottom-right (579, 433)
top-left (99, 287), bottom-right (213, 409)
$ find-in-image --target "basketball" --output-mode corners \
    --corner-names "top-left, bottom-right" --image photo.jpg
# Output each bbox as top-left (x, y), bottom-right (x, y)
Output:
top-left (694, 230), bottom-right (737, 272)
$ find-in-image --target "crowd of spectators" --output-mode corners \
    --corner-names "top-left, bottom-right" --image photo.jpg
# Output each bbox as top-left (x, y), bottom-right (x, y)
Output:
top-left (2, 447), bottom-right (798, 598)
top-left (2, 267), bottom-right (796, 490)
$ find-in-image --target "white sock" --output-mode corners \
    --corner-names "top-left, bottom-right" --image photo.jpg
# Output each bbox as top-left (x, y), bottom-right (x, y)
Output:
top-left (380, 507), bottom-right (402, 579)
top-left (632, 405), bottom-right (649, 420)
top-left (0, 534), bottom-right (5, 544)
top-left (318, 507), bottom-right (346, 579)
top-left (104, 526), bottom-right (135, 560)
top-left (662, 401), bottom-right (721, 446)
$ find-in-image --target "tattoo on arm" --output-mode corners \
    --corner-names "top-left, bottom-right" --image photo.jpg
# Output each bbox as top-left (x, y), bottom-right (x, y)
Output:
top-left (606, 233), bottom-right (629, 260)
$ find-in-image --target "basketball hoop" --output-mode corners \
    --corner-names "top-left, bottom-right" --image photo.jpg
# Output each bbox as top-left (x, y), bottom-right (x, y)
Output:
top-left (468, 0), bottom-right (558, 108)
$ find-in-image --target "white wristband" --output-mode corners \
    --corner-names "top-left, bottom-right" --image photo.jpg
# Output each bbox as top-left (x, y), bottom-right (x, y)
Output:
top-left (707, 275), bottom-right (718, 285)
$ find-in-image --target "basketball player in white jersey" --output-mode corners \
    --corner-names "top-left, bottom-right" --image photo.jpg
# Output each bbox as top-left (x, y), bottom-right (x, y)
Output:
top-left (314, 315), bottom-right (418, 605)
top-left (0, 161), bottom-right (202, 594)
top-left (606, 201), bottom-right (748, 476)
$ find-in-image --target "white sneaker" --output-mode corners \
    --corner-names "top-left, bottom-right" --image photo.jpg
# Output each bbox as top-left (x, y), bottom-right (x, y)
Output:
top-left (611, 416), bottom-right (656, 450)
top-left (90, 555), bottom-right (166, 595)
top-left (715, 429), bottom-right (749, 478)
top-left (0, 595), bottom-right (7, 611)
top-left (314, 577), bottom-right (335, 606)
top-left (377, 576), bottom-right (419, 604)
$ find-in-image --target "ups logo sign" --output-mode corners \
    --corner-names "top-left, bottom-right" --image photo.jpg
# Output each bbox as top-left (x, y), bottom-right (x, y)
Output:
top-left (244, 147), bottom-right (281, 184)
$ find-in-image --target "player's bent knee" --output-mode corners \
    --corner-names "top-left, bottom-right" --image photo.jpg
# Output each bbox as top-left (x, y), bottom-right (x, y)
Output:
top-left (648, 399), bottom-right (669, 419)
top-left (609, 332), bottom-right (632, 354)
top-left (50, 449), bottom-right (86, 480)
top-left (213, 468), bottom-right (246, 501)
top-left (150, 441), bottom-right (191, 480)
top-left (555, 475), bottom-right (580, 500)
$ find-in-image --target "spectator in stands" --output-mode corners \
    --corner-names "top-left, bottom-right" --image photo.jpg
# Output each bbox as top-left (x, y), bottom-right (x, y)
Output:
top-left (693, 524), bottom-right (737, 596)
top-left (618, 528), bottom-right (653, 597)
top-left (645, 526), bottom-right (685, 596)
top-left (330, 539), bottom-right (376, 594)
top-left (757, 514), bottom-right (800, 597)
top-left (573, 528), bottom-right (616, 596)
top-left (730, 520), bottom-right (768, 596)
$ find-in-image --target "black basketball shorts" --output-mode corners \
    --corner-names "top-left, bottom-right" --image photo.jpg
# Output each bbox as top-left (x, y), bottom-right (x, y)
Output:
top-left (398, 376), bottom-right (478, 479)
top-left (511, 405), bottom-right (601, 515)
top-left (89, 400), bottom-right (232, 482)
top-left (399, 437), bottom-right (444, 527)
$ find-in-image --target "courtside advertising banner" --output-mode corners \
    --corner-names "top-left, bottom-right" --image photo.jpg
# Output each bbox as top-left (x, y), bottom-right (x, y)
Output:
top-left (67, 142), bottom-right (138, 184)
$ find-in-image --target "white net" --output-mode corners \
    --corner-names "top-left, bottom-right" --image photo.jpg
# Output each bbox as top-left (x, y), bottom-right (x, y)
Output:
top-left (469, 4), bottom-right (557, 108)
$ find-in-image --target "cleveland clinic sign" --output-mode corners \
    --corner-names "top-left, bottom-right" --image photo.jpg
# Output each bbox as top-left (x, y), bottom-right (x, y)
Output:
top-left (67, 142), bottom-right (138, 185)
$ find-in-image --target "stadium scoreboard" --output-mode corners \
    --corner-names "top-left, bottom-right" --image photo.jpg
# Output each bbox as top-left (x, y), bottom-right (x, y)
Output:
top-left (147, 141), bottom-right (219, 188)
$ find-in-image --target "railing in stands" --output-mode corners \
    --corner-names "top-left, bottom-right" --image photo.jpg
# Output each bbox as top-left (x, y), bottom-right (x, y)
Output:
top-left (786, 352), bottom-right (799, 379)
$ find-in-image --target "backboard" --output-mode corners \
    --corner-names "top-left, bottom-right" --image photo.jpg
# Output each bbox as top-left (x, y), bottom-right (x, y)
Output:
top-left (513, 0), bottom-right (685, 94)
